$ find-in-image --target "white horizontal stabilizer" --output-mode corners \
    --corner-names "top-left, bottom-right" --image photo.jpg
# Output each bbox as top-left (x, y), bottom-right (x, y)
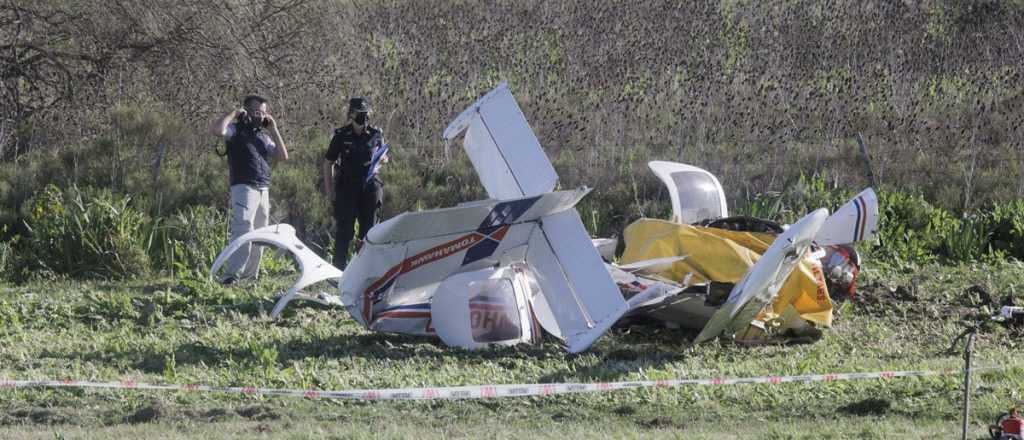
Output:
top-left (814, 188), bottom-right (879, 245)
top-left (526, 210), bottom-right (630, 353)
top-left (211, 224), bottom-right (343, 318)
top-left (368, 188), bottom-right (589, 245)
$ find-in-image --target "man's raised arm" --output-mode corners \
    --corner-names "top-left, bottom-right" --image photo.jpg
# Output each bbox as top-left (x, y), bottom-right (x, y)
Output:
top-left (211, 109), bottom-right (242, 137)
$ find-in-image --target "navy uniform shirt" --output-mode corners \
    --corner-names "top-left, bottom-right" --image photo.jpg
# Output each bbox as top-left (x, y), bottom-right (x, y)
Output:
top-left (225, 122), bottom-right (277, 187)
top-left (325, 123), bottom-right (383, 189)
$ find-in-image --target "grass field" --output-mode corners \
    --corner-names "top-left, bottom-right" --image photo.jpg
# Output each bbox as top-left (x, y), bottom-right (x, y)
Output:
top-left (1, 261), bottom-right (1023, 439)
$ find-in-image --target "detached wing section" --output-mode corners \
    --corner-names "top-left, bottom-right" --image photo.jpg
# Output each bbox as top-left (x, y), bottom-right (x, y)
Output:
top-left (443, 81), bottom-right (558, 199)
top-left (526, 210), bottom-right (630, 353)
top-left (694, 209), bottom-right (829, 343)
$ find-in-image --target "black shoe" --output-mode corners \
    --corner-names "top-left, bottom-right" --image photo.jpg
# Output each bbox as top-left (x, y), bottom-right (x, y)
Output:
top-left (220, 275), bottom-right (238, 286)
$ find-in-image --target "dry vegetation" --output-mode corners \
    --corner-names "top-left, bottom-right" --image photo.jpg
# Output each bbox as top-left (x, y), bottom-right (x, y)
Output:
top-left (3, 1), bottom-right (1023, 216)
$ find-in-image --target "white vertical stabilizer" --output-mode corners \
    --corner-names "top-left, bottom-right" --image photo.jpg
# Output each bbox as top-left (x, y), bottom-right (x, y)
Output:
top-left (443, 82), bottom-right (558, 199)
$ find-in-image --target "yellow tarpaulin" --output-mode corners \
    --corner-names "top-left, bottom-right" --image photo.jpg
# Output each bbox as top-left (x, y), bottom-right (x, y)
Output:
top-left (621, 219), bottom-right (833, 327)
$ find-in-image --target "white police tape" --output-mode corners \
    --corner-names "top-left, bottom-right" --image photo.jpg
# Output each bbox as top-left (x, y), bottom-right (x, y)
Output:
top-left (0, 366), bottom-right (1002, 401)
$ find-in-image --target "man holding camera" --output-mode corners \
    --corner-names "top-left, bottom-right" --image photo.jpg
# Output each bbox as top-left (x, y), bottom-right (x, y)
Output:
top-left (323, 97), bottom-right (387, 269)
top-left (211, 95), bottom-right (289, 285)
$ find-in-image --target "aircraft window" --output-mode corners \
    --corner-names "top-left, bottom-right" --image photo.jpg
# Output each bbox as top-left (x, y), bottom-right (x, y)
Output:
top-left (467, 279), bottom-right (523, 342)
top-left (670, 171), bottom-right (724, 223)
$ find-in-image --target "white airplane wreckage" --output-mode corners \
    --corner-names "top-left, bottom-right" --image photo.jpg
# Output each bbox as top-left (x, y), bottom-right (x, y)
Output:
top-left (212, 83), bottom-right (879, 353)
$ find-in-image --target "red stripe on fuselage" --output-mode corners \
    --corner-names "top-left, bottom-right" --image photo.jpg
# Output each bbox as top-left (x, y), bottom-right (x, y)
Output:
top-left (362, 264), bottom-right (402, 322)
top-left (374, 311), bottom-right (432, 320)
top-left (362, 231), bottom-right (488, 322)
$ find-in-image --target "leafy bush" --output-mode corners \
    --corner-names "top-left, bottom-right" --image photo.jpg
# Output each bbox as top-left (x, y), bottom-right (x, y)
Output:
top-left (148, 205), bottom-right (228, 278)
top-left (738, 174), bottom-right (854, 224)
top-left (744, 191), bottom-right (786, 222)
top-left (940, 213), bottom-right (992, 263)
top-left (869, 191), bottom-right (944, 266)
top-left (731, 183), bottom-right (1023, 267)
top-left (988, 199), bottom-right (1024, 260)
top-left (14, 185), bottom-right (151, 280)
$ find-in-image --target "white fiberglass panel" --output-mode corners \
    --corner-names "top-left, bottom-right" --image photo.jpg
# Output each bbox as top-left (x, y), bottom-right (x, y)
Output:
top-left (446, 83), bottom-right (557, 199)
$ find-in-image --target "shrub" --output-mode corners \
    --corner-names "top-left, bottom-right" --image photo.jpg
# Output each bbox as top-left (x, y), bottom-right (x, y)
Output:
top-left (869, 190), bottom-right (947, 266)
top-left (940, 213), bottom-right (992, 263)
top-left (148, 205), bottom-right (228, 278)
top-left (734, 174), bottom-right (854, 224)
top-left (14, 185), bottom-right (151, 280)
top-left (744, 191), bottom-right (787, 223)
top-left (988, 199), bottom-right (1024, 260)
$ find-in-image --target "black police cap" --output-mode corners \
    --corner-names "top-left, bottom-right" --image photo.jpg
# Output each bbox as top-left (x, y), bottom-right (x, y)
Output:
top-left (349, 97), bottom-right (371, 113)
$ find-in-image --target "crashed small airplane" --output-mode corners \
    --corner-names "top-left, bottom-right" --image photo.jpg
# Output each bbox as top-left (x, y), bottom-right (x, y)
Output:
top-left (212, 82), bottom-right (879, 352)
top-left (621, 161), bottom-right (878, 343)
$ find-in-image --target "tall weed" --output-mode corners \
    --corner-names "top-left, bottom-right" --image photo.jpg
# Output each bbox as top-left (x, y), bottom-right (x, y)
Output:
top-left (869, 191), bottom-right (942, 266)
top-left (0, 226), bottom-right (15, 282)
top-left (941, 213), bottom-right (992, 263)
top-left (15, 185), bottom-right (151, 280)
top-left (989, 199), bottom-right (1024, 260)
top-left (148, 205), bottom-right (227, 278)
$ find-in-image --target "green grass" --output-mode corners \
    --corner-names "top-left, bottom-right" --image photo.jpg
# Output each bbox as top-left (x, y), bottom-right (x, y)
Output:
top-left (1, 262), bottom-right (1023, 439)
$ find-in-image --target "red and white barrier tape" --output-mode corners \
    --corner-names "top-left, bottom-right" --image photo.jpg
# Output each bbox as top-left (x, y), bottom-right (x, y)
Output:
top-left (0, 366), bottom-right (1001, 401)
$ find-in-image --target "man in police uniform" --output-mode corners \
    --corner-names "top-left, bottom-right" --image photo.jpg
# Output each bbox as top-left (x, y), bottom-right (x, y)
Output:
top-left (211, 95), bottom-right (289, 284)
top-left (322, 97), bottom-right (387, 269)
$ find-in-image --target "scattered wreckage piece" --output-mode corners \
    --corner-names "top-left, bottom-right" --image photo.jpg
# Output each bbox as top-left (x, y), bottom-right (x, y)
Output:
top-left (211, 224), bottom-right (343, 318)
top-left (618, 161), bottom-right (880, 343)
top-left (648, 161), bottom-right (728, 224)
top-left (693, 208), bottom-right (827, 343)
top-left (994, 306), bottom-right (1024, 326)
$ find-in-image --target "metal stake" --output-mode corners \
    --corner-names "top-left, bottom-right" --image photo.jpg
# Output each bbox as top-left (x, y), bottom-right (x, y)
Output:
top-left (961, 327), bottom-right (977, 440)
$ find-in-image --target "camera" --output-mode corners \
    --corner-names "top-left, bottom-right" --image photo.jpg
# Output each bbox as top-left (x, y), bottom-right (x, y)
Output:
top-left (237, 111), bottom-right (269, 128)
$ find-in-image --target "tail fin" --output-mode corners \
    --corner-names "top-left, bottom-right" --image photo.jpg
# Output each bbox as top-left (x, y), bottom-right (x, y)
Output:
top-left (525, 209), bottom-right (630, 353)
top-left (814, 188), bottom-right (879, 245)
